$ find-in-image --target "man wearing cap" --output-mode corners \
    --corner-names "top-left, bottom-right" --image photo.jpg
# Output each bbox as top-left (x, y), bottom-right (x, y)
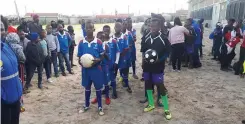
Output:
top-left (25, 33), bottom-right (45, 89)
top-left (28, 14), bottom-right (42, 35)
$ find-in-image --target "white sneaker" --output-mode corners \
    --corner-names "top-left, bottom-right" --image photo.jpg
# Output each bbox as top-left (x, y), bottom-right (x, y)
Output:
top-left (177, 70), bottom-right (181, 73)
top-left (47, 78), bottom-right (53, 83)
top-left (98, 107), bottom-right (105, 116)
top-left (172, 69), bottom-right (176, 72)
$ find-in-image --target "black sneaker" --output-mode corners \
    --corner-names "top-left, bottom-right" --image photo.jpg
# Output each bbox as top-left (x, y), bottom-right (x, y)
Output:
top-left (38, 84), bottom-right (43, 89)
top-left (55, 74), bottom-right (59, 78)
top-left (242, 120), bottom-right (245, 124)
top-left (140, 78), bottom-right (144, 82)
top-left (62, 72), bottom-right (66, 76)
top-left (112, 90), bottom-right (118, 99)
top-left (102, 89), bottom-right (106, 95)
top-left (69, 71), bottom-right (74, 74)
top-left (127, 87), bottom-right (132, 93)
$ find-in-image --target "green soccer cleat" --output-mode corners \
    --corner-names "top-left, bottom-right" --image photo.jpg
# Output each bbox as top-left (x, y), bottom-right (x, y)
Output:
top-left (144, 105), bottom-right (155, 112)
top-left (164, 110), bottom-right (172, 120)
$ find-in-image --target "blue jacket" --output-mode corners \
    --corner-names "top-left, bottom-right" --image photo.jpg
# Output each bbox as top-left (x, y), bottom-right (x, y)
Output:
top-left (1, 42), bottom-right (22, 104)
top-left (56, 32), bottom-right (71, 54)
top-left (192, 20), bottom-right (201, 45)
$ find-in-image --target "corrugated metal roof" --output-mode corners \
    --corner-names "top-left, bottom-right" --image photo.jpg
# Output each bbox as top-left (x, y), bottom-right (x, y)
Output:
top-left (24, 13), bottom-right (59, 17)
top-left (95, 14), bottom-right (130, 19)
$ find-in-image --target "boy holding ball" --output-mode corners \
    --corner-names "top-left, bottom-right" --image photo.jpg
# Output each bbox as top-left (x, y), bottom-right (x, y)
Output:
top-left (77, 20), bottom-right (105, 116)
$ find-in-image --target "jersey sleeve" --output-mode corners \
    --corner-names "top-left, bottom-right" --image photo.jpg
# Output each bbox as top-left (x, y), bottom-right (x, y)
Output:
top-left (97, 40), bottom-right (105, 54)
top-left (124, 36), bottom-right (129, 48)
top-left (77, 40), bottom-right (83, 57)
top-left (114, 40), bottom-right (120, 53)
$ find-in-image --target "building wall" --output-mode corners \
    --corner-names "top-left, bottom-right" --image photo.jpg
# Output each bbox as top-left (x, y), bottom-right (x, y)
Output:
top-left (189, 0), bottom-right (228, 29)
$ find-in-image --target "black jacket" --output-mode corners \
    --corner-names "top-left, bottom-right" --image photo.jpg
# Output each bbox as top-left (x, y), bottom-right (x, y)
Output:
top-left (185, 26), bottom-right (196, 45)
top-left (142, 32), bottom-right (171, 73)
top-left (28, 22), bottom-right (42, 35)
top-left (26, 42), bottom-right (45, 65)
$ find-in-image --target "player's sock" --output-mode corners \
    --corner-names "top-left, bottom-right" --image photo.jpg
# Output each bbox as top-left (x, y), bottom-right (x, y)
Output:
top-left (105, 85), bottom-right (110, 98)
top-left (123, 78), bottom-right (129, 87)
top-left (144, 90), bottom-right (155, 112)
top-left (96, 90), bottom-right (102, 109)
top-left (157, 90), bottom-right (163, 107)
top-left (161, 95), bottom-right (172, 120)
top-left (132, 61), bottom-right (136, 75)
top-left (105, 85), bottom-right (111, 104)
top-left (85, 89), bottom-right (91, 107)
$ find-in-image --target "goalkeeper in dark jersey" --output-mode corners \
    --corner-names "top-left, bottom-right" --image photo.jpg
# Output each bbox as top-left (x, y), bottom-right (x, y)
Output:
top-left (141, 13), bottom-right (172, 120)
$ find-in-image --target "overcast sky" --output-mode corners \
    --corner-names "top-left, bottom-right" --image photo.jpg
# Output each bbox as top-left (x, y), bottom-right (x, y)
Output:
top-left (0, 0), bottom-right (188, 16)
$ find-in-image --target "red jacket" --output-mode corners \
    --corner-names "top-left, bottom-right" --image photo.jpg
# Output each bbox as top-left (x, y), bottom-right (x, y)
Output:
top-left (226, 37), bottom-right (240, 48)
top-left (8, 26), bottom-right (17, 33)
top-left (242, 37), bottom-right (245, 48)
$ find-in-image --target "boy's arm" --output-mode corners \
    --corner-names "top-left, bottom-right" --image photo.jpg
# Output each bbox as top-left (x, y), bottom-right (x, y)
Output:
top-left (158, 38), bottom-right (170, 62)
top-left (17, 46), bottom-right (26, 63)
top-left (121, 37), bottom-right (130, 56)
top-left (114, 41), bottom-right (120, 64)
top-left (77, 41), bottom-right (83, 66)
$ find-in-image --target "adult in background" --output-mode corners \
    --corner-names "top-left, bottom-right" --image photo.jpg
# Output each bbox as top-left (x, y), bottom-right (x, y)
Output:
top-left (168, 17), bottom-right (189, 72)
top-left (56, 24), bottom-right (74, 76)
top-left (191, 18), bottom-right (202, 68)
top-left (67, 25), bottom-right (77, 67)
top-left (25, 33), bottom-right (45, 89)
top-left (17, 26), bottom-right (30, 53)
top-left (51, 20), bottom-right (57, 35)
top-left (220, 18), bottom-right (235, 71)
top-left (1, 42), bottom-right (23, 124)
top-left (28, 14), bottom-right (42, 35)
top-left (140, 18), bottom-right (151, 36)
top-left (46, 24), bottom-right (60, 77)
top-left (1, 19), bottom-right (7, 42)
top-left (198, 18), bottom-right (204, 57)
top-left (183, 18), bottom-right (196, 68)
top-left (19, 18), bottom-right (29, 34)
top-left (234, 30), bottom-right (245, 75)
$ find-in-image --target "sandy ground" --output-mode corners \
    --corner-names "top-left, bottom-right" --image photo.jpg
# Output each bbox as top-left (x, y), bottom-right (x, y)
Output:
top-left (20, 23), bottom-right (245, 124)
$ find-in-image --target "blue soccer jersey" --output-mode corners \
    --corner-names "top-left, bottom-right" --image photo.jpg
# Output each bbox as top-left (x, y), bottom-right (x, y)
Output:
top-left (56, 32), bottom-right (71, 54)
top-left (77, 38), bottom-right (105, 90)
top-left (124, 30), bottom-right (134, 61)
top-left (112, 33), bottom-right (130, 69)
top-left (129, 29), bottom-right (137, 61)
top-left (105, 38), bottom-right (120, 68)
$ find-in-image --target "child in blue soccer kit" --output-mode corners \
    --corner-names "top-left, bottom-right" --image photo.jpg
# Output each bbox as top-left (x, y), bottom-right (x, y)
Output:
top-left (91, 31), bottom-right (111, 105)
top-left (77, 20), bottom-right (105, 116)
top-left (103, 25), bottom-right (120, 99)
top-left (126, 17), bottom-right (138, 79)
top-left (113, 19), bottom-right (132, 93)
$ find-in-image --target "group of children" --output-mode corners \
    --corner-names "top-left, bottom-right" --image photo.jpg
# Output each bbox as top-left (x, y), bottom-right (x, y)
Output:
top-left (77, 14), bottom-right (172, 120)
top-left (77, 18), bottom-right (137, 115)
top-left (209, 19), bottom-right (245, 77)
top-left (1, 15), bottom-right (80, 115)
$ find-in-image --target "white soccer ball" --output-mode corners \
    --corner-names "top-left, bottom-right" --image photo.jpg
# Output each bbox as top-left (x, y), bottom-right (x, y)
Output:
top-left (80, 54), bottom-right (94, 68)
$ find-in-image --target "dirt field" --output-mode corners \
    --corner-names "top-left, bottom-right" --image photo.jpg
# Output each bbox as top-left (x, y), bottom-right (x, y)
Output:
top-left (20, 23), bottom-right (245, 124)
